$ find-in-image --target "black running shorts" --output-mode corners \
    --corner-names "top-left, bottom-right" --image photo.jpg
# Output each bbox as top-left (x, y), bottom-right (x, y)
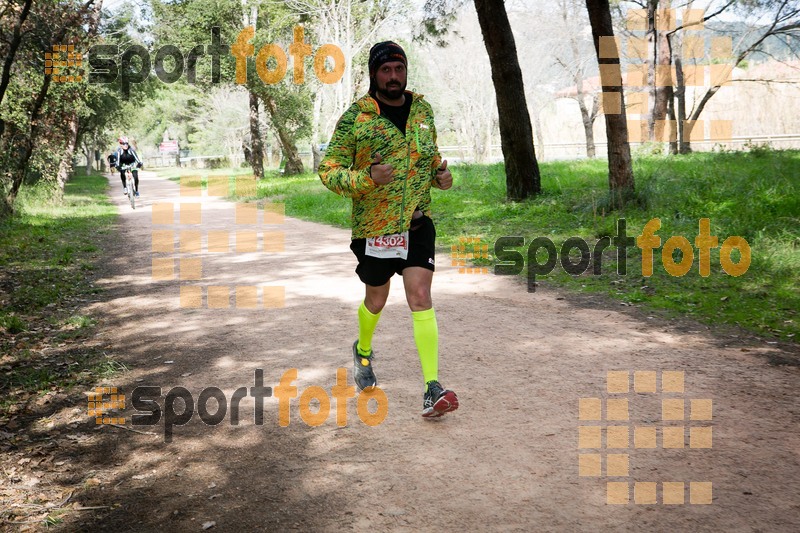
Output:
top-left (350, 215), bottom-right (436, 287)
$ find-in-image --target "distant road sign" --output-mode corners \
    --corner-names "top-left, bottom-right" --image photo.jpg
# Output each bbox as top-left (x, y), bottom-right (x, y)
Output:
top-left (160, 140), bottom-right (179, 153)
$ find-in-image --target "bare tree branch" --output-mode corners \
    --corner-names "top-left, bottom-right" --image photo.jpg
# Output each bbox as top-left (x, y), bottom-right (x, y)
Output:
top-left (667, 0), bottom-right (737, 36)
top-left (689, 0), bottom-right (800, 122)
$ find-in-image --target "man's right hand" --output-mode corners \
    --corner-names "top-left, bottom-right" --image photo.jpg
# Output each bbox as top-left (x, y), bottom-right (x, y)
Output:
top-left (369, 153), bottom-right (393, 185)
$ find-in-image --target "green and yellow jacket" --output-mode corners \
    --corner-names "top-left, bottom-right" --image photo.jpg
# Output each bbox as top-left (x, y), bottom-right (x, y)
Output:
top-left (319, 91), bottom-right (442, 239)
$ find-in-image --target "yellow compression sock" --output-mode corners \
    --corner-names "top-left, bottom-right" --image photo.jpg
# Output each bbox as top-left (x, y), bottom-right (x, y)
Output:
top-left (357, 301), bottom-right (381, 356)
top-left (412, 308), bottom-right (438, 387)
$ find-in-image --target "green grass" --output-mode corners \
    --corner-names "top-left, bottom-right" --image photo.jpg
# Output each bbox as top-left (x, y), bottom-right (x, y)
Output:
top-left (157, 151), bottom-right (799, 341)
top-left (53, 314), bottom-right (98, 342)
top-left (0, 175), bottom-right (116, 314)
top-left (0, 171), bottom-right (121, 414)
top-left (156, 167), bottom-right (350, 226)
top-left (0, 314), bottom-right (26, 334)
top-left (160, 166), bottom-right (254, 197)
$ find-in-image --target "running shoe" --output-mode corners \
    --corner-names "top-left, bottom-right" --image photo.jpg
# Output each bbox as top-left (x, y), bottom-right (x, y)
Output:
top-left (422, 380), bottom-right (458, 418)
top-left (352, 340), bottom-right (377, 390)
top-left (134, 191), bottom-right (140, 197)
top-left (122, 187), bottom-right (128, 195)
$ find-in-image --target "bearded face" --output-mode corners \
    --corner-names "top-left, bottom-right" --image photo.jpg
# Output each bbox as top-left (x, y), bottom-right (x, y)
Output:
top-left (373, 60), bottom-right (407, 101)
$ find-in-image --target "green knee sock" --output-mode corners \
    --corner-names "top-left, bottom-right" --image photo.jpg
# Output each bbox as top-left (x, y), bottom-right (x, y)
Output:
top-left (412, 308), bottom-right (438, 387)
top-left (357, 301), bottom-right (381, 356)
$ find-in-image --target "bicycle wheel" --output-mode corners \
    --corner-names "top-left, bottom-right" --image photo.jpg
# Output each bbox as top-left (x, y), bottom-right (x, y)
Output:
top-left (127, 172), bottom-right (136, 209)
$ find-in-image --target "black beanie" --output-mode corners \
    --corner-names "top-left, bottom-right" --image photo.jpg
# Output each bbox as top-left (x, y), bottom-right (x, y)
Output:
top-left (368, 41), bottom-right (407, 76)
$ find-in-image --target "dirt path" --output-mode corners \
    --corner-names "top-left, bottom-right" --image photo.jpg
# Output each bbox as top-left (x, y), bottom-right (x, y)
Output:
top-left (63, 170), bottom-right (800, 531)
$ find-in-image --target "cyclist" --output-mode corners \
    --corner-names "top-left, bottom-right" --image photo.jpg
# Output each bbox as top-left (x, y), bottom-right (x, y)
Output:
top-left (107, 151), bottom-right (117, 173)
top-left (115, 136), bottom-right (143, 197)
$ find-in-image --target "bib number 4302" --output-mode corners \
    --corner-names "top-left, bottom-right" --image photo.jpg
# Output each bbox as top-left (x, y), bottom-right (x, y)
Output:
top-left (366, 231), bottom-right (409, 259)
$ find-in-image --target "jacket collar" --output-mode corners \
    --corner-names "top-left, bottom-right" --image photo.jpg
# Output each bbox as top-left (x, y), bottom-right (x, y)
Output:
top-left (357, 90), bottom-right (422, 115)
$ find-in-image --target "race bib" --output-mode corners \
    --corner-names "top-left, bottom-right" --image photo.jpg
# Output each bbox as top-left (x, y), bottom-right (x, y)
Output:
top-left (366, 231), bottom-right (409, 259)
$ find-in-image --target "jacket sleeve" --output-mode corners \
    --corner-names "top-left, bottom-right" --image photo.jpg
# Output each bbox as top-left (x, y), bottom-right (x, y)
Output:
top-left (318, 104), bottom-right (377, 198)
top-left (428, 106), bottom-right (443, 181)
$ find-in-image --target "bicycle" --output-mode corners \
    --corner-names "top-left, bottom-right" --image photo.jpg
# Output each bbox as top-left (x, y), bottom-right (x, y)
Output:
top-left (120, 163), bottom-right (138, 209)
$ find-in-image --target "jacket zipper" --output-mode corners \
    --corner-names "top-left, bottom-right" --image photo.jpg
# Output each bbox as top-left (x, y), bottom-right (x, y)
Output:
top-left (372, 98), bottom-right (415, 233)
top-left (400, 133), bottom-right (410, 231)
top-left (399, 98), bottom-right (419, 232)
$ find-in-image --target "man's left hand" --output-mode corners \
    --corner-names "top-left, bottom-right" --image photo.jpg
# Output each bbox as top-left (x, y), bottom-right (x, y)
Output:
top-left (434, 160), bottom-right (452, 190)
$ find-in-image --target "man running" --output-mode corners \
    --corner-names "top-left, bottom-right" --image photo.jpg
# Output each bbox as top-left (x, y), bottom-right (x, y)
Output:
top-left (319, 41), bottom-right (458, 418)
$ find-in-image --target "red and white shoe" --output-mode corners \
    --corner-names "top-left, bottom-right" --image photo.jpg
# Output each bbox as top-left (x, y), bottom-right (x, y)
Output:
top-left (422, 380), bottom-right (459, 418)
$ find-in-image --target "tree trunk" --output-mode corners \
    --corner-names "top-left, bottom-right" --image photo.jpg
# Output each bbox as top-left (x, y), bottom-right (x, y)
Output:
top-left (568, 30), bottom-right (597, 158)
top-left (667, 89), bottom-right (678, 154)
top-left (652, 14), bottom-right (673, 141)
top-left (242, 2), bottom-right (264, 178)
top-left (55, 0), bottom-right (103, 192)
top-left (473, 0), bottom-right (541, 201)
top-left (674, 56), bottom-right (691, 154)
top-left (0, 124), bottom-right (22, 217)
top-left (56, 114), bottom-right (80, 192)
top-left (532, 108), bottom-right (545, 161)
top-left (586, 93), bottom-right (600, 158)
top-left (6, 74), bottom-right (52, 210)
top-left (0, 0), bottom-right (34, 138)
top-left (260, 92), bottom-right (303, 175)
top-left (248, 91), bottom-right (264, 178)
top-left (585, 0), bottom-right (635, 208)
top-left (311, 87), bottom-right (323, 172)
top-left (577, 94), bottom-right (596, 158)
top-left (85, 143), bottom-right (93, 175)
top-left (645, 0), bottom-right (657, 140)
top-left (666, 31), bottom-right (692, 154)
